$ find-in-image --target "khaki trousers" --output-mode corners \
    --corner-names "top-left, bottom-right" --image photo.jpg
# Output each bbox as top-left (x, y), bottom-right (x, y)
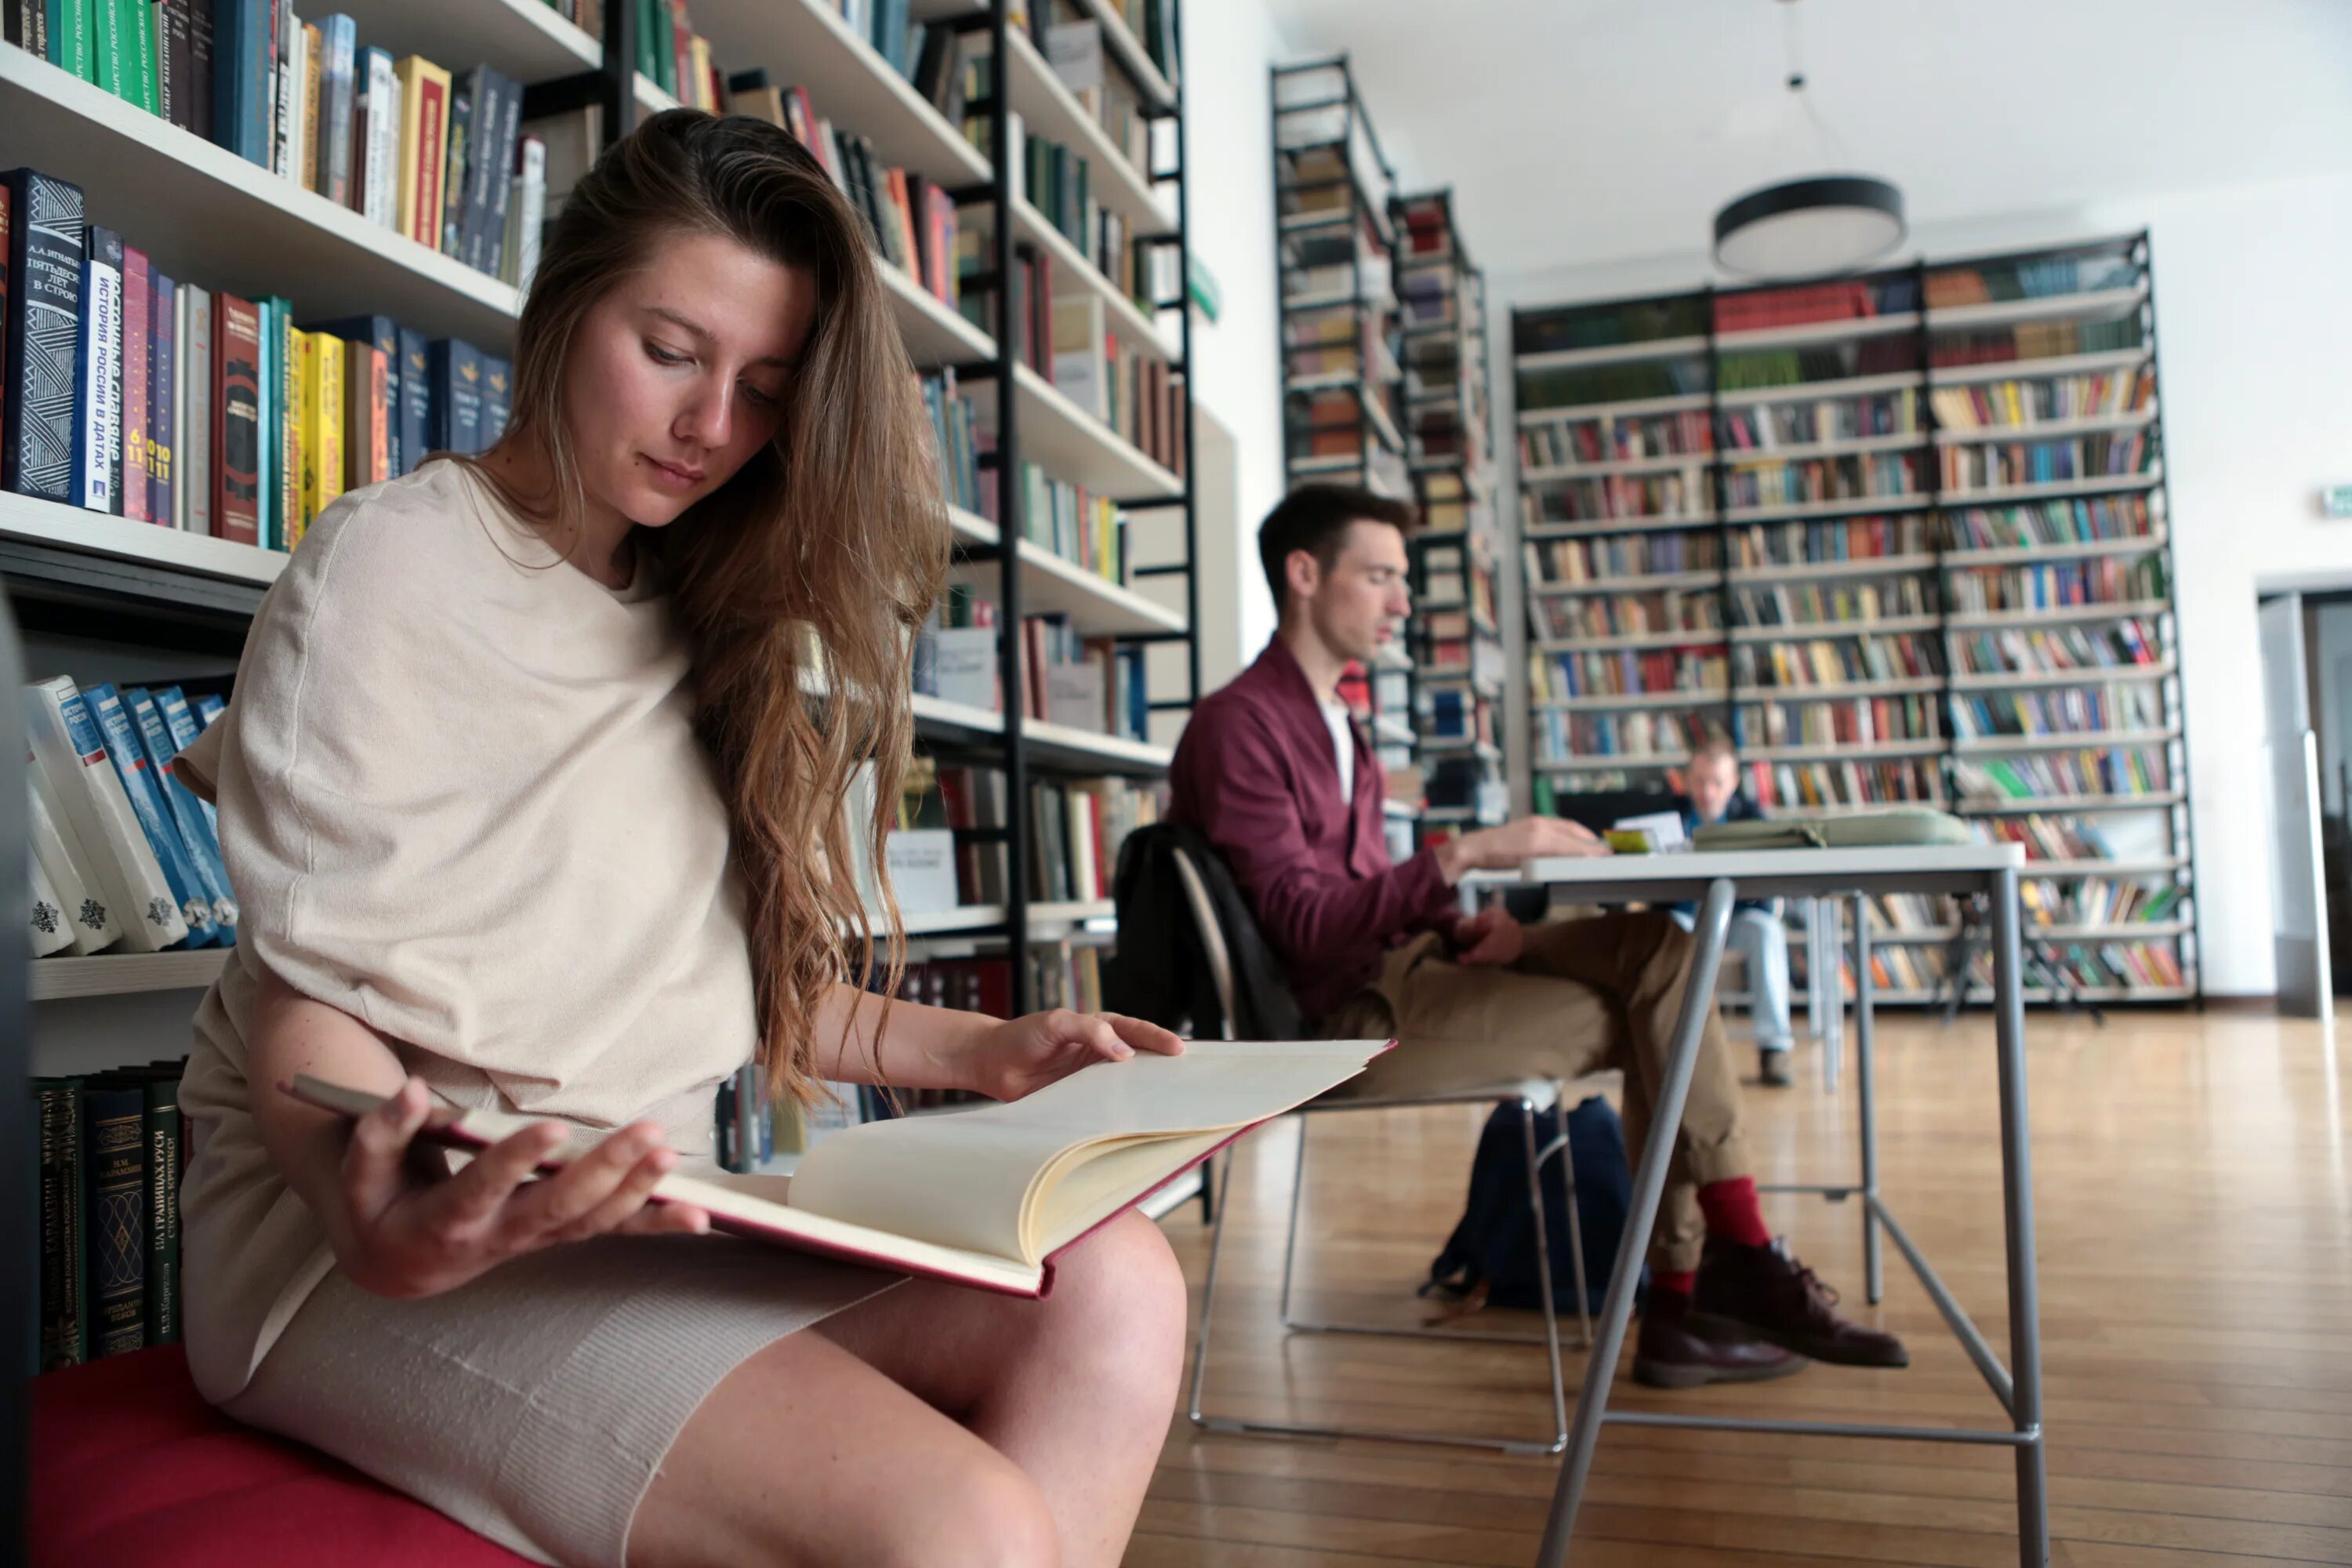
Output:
top-left (1323, 910), bottom-right (1749, 1273)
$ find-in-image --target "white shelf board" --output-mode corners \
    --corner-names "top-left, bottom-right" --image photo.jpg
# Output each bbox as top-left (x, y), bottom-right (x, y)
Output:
top-left (910, 691), bottom-right (1006, 735)
top-left (634, 74), bottom-right (681, 116)
top-left (884, 904), bottom-right (1011, 936)
top-left (880, 264), bottom-right (996, 367)
top-left (1957, 793), bottom-right (2184, 814)
top-left (1728, 554), bottom-right (1939, 585)
top-left (2026, 858), bottom-right (2188, 878)
top-left (1926, 281), bottom-right (2148, 332)
top-left (1523, 514), bottom-right (1719, 541)
top-left (1020, 717), bottom-right (1173, 772)
top-left (1382, 798), bottom-right (1422, 820)
top-left (1719, 493), bottom-right (1933, 523)
top-left (1517, 335), bottom-right (1710, 372)
top-left (1537, 629), bottom-right (1730, 654)
top-left (1541, 753), bottom-right (1686, 774)
top-left (1953, 728), bottom-right (2180, 753)
top-left (1373, 716), bottom-right (1416, 746)
top-left (1734, 677), bottom-right (1946, 701)
top-left (1944, 530), bottom-right (2168, 567)
top-left (1417, 739), bottom-right (1502, 764)
top-left (1371, 641), bottom-right (1414, 673)
top-left (325, 0), bottom-right (598, 81)
top-left (1715, 311), bottom-right (1922, 353)
top-left (1928, 347), bottom-right (2151, 389)
top-left (1719, 431), bottom-right (1927, 465)
top-left (1523, 451), bottom-right (1711, 482)
top-left (1940, 472), bottom-right (2164, 506)
top-left (30, 947), bottom-right (230, 1002)
top-left (0, 492), bottom-right (289, 586)
top-left (2, 42), bottom-right (522, 348)
top-left (1518, 391), bottom-right (1714, 426)
top-left (1713, 370), bottom-right (1926, 409)
top-left (1004, 28), bottom-right (1173, 236)
top-left (1534, 689), bottom-right (1726, 713)
top-left (1530, 569), bottom-right (1719, 597)
top-left (1944, 599), bottom-right (2172, 630)
top-left (1011, 364), bottom-right (1184, 499)
top-left (685, 0), bottom-right (990, 185)
top-left (971, 543), bottom-right (1186, 638)
top-left (1949, 661), bottom-right (2175, 691)
top-left (1011, 198), bottom-right (1178, 362)
top-left (1743, 739), bottom-right (1945, 763)
top-left (1729, 615), bottom-right (1942, 643)
top-left (1932, 408), bottom-right (2158, 444)
top-left (1029, 898), bottom-right (1116, 926)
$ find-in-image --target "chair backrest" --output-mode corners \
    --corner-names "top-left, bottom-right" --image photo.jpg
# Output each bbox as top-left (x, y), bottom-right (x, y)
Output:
top-left (1169, 846), bottom-right (1240, 1041)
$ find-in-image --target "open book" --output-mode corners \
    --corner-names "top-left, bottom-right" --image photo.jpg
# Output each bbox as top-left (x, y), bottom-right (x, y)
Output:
top-left (287, 1037), bottom-right (1392, 1297)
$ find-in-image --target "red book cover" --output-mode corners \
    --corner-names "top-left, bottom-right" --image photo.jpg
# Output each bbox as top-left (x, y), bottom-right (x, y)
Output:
top-left (212, 293), bottom-right (262, 545)
top-left (670, 2), bottom-right (691, 107)
top-left (412, 74), bottom-right (448, 249)
top-left (118, 246), bottom-right (151, 523)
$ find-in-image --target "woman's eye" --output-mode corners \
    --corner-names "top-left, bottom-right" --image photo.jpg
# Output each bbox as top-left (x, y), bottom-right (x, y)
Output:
top-left (644, 342), bottom-right (690, 366)
top-left (740, 382), bottom-right (781, 410)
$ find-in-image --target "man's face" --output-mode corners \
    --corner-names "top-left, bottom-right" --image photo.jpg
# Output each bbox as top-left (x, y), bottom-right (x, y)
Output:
top-left (1296, 520), bottom-right (1411, 665)
top-left (1688, 751), bottom-right (1740, 825)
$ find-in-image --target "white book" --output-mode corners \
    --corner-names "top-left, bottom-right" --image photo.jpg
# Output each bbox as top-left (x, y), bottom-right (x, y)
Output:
top-left (74, 240), bottom-right (122, 514)
top-left (28, 851), bottom-right (76, 958)
top-left (26, 677), bottom-right (191, 953)
top-left (28, 770), bottom-right (122, 955)
top-left (883, 829), bottom-right (960, 914)
top-left (183, 288), bottom-right (212, 536)
top-left (1063, 786), bottom-right (1099, 901)
top-left (361, 49), bottom-right (399, 228)
top-left (929, 626), bottom-right (999, 712)
top-left (507, 136), bottom-right (546, 295)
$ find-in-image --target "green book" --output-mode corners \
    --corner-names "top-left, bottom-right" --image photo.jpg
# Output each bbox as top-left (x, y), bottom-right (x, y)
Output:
top-left (91, 0), bottom-right (125, 96)
top-left (34, 1077), bottom-right (88, 1372)
top-left (128, 0), bottom-right (158, 113)
top-left (81, 1075), bottom-right (147, 1359)
top-left (47, 0), bottom-right (95, 79)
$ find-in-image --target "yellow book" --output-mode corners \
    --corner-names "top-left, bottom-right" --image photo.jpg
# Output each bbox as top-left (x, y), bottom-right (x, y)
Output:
top-left (393, 56), bottom-right (454, 249)
top-left (302, 23), bottom-right (324, 194)
top-left (299, 333), bottom-right (346, 540)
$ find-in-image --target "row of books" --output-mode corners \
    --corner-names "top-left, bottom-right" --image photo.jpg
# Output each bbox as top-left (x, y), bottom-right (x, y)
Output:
top-left (1414, 539), bottom-right (1497, 614)
top-left (1728, 695), bottom-right (1940, 750)
top-left (1420, 688), bottom-right (1494, 746)
top-left (1720, 389), bottom-right (1921, 450)
top-left (1526, 532), bottom-right (1719, 587)
top-left (1730, 516), bottom-right (1932, 567)
top-left (1946, 496), bottom-right (2156, 550)
top-left (1537, 710), bottom-right (1707, 760)
top-left (1948, 620), bottom-right (2165, 677)
top-left (1926, 254), bottom-right (2137, 307)
top-left (1513, 358), bottom-right (1708, 416)
top-left (1929, 317), bottom-right (2143, 369)
top-left (1523, 470), bottom-right (1704, 527)
top-left (911, 605), bottom-right (1148, 744)
top-left (9, 5), bottom-right (546, 289)
top-left (2024, 876), bottom-right (2186, 928)
top-left (1514, 295), bottom-right (1705, 357)
top-left (33, 1063), bottom-right (187, 1369)
top-left (1730, 577), bottom-right (1933, 630)
top-left (1978, 813), bottom-right (2135, 862)
top-left (1518, 408), bottom-right (1714, 470)
top-left (1716, 338), bottom-right (1918, 392)
top-left (1535, 592), bottom-right (1720, 644)
top-left (1745, 758), bottom-right (1941, 809)
top-left (849, 759), bottom-right (1156, 915)
top-left (1951, 684), bottom-right (2165, 740)
top-left (26, 676), bottom-right (231, 958)
top-left (1821, 936), bottom-right (2186, 996)
top-left (1928, 368), bottom-right (2151, 430)
top-left (1956, 750), bottom-right (2171, 800)
top-left (1712, 277), bottom-right (1917, 334)
top-left (2, 169), bottom-right (506, 543)
top-left (1026, 775), bottom-right (1156, 906)
top-left (1946, 557), bottom-right (2167, 615)
top-left (1016, 5), bottom-right (1160, 180)
top-left (1734, 633), bottom-right (1940, 690)
top-left (1019, 122), bottom-right (1159, 313)
top-left (985, 246), bottom-right (1187, 473)
top-left (1936, 432), bottom-right (2152, 490)
top-left (1719, 452), bottom-right (1925, 512)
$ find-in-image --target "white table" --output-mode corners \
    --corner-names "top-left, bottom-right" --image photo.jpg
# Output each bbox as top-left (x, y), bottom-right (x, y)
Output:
top-left (1486, 843), bottom-right (2048, 1568)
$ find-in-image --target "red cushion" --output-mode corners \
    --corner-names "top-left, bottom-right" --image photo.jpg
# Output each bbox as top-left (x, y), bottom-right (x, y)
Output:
top-left (33, 1346), bottom-right (534, 1567)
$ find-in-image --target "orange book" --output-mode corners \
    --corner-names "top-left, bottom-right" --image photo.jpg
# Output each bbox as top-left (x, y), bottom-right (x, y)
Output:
top-left (394, 56), bottom-right (452, 250)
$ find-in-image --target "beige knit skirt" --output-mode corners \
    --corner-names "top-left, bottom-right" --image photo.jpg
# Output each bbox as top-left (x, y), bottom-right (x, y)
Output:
top-left (223, 1233), bottom-right (902, 1567)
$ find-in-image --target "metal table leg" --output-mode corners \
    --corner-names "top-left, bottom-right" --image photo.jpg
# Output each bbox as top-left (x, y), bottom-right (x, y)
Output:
top-left (1533, 879), bottom-right (1736, 1568)
top-left (1815, 895), bottom-right (1843, 1094)
top-left (1993, 866), bottom-right (2052, 1566)
top-left (1852, 891), bottom-right (1882, 1306)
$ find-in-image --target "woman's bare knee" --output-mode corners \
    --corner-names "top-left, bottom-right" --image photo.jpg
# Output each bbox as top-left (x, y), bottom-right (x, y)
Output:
top-left (1036, 1211), bottom-right (1186, 1405)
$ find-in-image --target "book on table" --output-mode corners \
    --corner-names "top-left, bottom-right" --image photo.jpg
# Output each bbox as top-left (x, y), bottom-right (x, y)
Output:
top-left (288, 1038), bottom-right (1391, 1298)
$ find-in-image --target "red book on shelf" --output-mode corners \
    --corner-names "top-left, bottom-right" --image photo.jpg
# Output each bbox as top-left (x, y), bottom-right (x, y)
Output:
top-left (212, 293), bottom-right (263, 546)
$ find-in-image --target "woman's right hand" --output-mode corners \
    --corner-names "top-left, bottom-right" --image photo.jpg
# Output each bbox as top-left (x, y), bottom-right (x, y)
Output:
top-left (335, 1077), bottom-right (711, 1300)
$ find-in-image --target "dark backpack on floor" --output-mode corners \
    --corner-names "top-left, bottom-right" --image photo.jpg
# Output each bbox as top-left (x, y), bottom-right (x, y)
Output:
top-left (1423, 1095), bottom-right (1640, 1315)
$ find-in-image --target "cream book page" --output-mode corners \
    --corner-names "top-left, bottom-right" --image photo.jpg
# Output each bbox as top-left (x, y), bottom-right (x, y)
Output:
top-left (784, 1039), bottom-right (1387, 1265)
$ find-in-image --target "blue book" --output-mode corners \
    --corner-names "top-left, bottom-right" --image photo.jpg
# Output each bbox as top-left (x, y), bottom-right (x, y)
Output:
top-left (71, 223), bottom-right (122, 514)
top-left (306, 314), bottom-right (401, 475)
top-left (480, 353), bottom-right (511, 447)
top-left (397, 326), bottom-right (430, 471)
top-left (194, 692), bottom-right (226, 729)
top-left (82, 683), bottom-right (220, 947)
top-left (149, 268), bottom-right (176, 527)
top-left (2, 167), bottom-right (85, 503)
top-left (211, 0), bottom-right (271, 165)
top-left (154, 688), bottom-right (221, 844)
top-left (428, 337), bottom-right (484, 455)
top-left (125, 688), bottom-right (236, 946)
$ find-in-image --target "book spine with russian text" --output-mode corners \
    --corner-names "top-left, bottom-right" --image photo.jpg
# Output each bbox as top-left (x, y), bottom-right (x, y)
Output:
top-left (128, 686), bottom-right (234, 941)
top-left (396, 325), bottom-right (427, 471)
top-left (394, 54), bottom-right (451, 251)
top-left (71, 223), bottom-right (122, 513)
top-left (139, 1068), bottom-right (183, 1344)
top-left (29, 765), bottom-right (122, 954)
top-left (2, 169), bottom-right (83, 502)
top-left (148, 267), bottom-right (175, 525)
top-left (35, 1077), bottom-right (86, 1370)
top-left (181, 284), bottom-right (211, 532)
top-left (210, 290), bottom-right (260, 543)
top-left (85, 681), bottom-right (220, 945)
top-left (118, 242), bottom-right (149, 521)
top-left (319, 13), bottom-right (354, 206)
top-left (81, 1076), bottom-right (147, 1358)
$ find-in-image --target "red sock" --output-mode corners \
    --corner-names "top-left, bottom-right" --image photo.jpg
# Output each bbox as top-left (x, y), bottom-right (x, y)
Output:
top-left (1697, 1176), bottom-right (1773, 1249)
top-left (1651, 1269), bottom-right (1696, 1298)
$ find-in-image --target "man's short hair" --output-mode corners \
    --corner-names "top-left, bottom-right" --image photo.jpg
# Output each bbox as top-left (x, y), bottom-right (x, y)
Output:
top-left (1691, 729), bottom-right (1739, 765)
top-left (1258, 484), bottom-right (1417, 616)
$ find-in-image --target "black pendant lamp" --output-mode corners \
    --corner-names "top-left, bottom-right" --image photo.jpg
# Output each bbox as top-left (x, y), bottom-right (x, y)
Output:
top-left (1711, 0), bottom-right (1905, 278)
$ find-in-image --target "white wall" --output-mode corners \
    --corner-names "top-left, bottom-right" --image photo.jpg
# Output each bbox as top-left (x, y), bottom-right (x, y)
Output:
top-left (1493, 168), bottom-right (2352, 996)
top-left (1175, 0), bottom-right (1297, 684)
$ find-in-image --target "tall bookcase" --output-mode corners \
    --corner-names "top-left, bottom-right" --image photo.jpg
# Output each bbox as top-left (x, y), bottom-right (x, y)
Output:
top-left (5, 0), bottom-right (1201, 1364)
top-left (1393, 188), bottom-right (1506, 835)
top-left (1513, 233), bottom-right (2194, 1004)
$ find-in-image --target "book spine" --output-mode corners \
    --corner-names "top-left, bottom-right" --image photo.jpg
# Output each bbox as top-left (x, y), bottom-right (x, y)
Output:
top-left (2, 170), bottom-right (83, 503)
top-left (4, 0), bottom-right (49, 54)
top-left (483, 67), bottom-right (520, 279)
top-left (299, 20), bottom-right (321, 193)
top-left (456, 67), bottom-right (494, 271)
top-left (55, 0), bottom-right (95, 81)
top-left (130, 0), bottom-right (158, 111)
top-left (361, 47), bottom-right (395, 227)
top-left (252, 298), bottom-right (272, 546)
top-left (276, 313), bottom-right (298, 546)
top-left (321, 14), bottom-right (354, 206)
top-left (479, 354), bottom-right (509, 447)
top-left (510, 134), bottom-right (545, 295)
top-left (92, 0), bottom-right (122, 97)
top-left (396, 325), bottom-right (427, 471)
top-left (85, 682), bottom-right (217, 943)
top-left (440, 73), bottom-right (472, 259)
top-left (29, 775), bottom-right (122, 954)
top-left (118, 243), bottom-right (149, 522)
top-left (82, 1080), bottom-right (147, 1357)
top-left (183, 285), bottom-right (210, 532)
top-left (140, 1069), bottom-right (183, 1343)
top-left (129, 688), bottom-right (233, 933)
top-left (148, 269), bottom-right (173, 526)
top-left (210, 291), bottom-right (260, 543)
top-left (35, 1079), bottom-right (84, 1369)
top-left (71, 224), bottom-right (122, 514)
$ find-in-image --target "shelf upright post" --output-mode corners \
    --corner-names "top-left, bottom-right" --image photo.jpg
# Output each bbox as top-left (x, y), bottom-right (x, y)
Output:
top-left (1, 594), bottom-right (27, 1568)
top-left (988, 0), bottom-right (1032, 1013)
top-left (2140, 228), bottom-right (2198, 997)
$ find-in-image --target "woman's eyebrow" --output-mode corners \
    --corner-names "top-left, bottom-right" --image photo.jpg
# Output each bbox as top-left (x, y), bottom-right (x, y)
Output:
top-left (643, 304), bottom-right (796, 368)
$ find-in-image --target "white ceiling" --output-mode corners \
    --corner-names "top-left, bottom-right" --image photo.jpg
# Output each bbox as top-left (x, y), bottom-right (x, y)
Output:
top-left (1261, 0), bottom-right (2352, 285)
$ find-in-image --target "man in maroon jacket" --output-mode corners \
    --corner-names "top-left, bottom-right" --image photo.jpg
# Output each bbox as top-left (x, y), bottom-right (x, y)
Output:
top-left (1169, 485), bottom-right (1906, 1387)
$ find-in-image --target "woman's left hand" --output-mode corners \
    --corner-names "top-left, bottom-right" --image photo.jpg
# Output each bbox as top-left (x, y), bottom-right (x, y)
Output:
top-left (961, 1010), bottom-right (1185, 1102)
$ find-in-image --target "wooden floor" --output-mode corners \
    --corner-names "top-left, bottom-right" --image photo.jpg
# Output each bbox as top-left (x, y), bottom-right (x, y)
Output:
top-left (1135, 1008), bottom-right (2352, 1567)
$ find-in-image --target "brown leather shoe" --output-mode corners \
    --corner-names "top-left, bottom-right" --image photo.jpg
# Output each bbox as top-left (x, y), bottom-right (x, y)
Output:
top-left (1690, 1238), bottom-right (1911, 1368)
top-left (1633, 1289), bottom-right (1809, 1389)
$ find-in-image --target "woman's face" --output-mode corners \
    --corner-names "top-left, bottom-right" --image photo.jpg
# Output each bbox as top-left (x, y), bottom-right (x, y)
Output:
top-left (564, 230), bottom-right (818, 528)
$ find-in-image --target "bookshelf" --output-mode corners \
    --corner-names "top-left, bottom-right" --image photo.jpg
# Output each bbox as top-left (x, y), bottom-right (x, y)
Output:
top-left (1512, 233), bottom-right (2194, 1004)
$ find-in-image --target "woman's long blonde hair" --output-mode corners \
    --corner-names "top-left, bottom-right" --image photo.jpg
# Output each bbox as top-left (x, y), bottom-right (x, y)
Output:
top-left (477, 109), bottom-right (946, 1108)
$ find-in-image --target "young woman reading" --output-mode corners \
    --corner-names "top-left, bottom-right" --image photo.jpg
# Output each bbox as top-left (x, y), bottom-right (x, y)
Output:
top-left (172, 111), bottom-right (1189, 1568)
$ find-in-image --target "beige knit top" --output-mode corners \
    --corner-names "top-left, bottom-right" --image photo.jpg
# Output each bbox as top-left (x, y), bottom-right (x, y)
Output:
top-left (174, 460), bottom-right (759, 1404)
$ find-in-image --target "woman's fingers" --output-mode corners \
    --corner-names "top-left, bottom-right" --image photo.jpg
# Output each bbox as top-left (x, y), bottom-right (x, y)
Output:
top-left (342, 1077), bottom-right (432, 1222)
top-left (1102, 1013), bottom-right (1185, 1057)
top-left (545, 1144), bottom-right (681, 1243)
top-left (615, 1200), bottom-right (710, 1237)
top-left (501, 1123), bottom-right (666, 1243)
top-left (435, 1120), bottom-right (570, 1229)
